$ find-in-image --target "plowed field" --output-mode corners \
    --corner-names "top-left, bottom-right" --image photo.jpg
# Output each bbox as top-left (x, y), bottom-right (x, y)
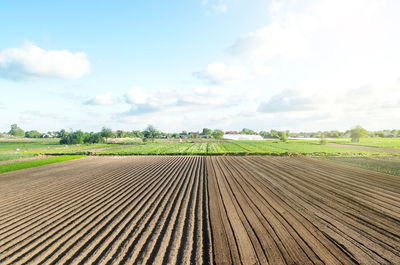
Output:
top-left (1, 156), bottom-right (399, 264)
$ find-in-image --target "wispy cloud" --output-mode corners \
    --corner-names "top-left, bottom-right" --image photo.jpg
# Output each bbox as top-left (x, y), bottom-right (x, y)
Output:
top-left (258, 90), bottom-right (318, 113)
top-left (0, 42), bottom-right (90, 80)
top-left (84, 92), bottom-right (118, 105)
top-left (194, 62), bottom-right (254, 85)
top-left (202, 0), bottom-right (229, 13)
top-left (19, 111), bottom-right (67, 122)
top-left (122, 86), bottom-right (233, 116)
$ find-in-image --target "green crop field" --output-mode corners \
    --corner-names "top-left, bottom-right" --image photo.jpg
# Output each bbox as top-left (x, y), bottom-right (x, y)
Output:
top-left (98, 140), bottom-right (377, 156)
top-left (2, 138), bottom-right (398, 158)
top-left (325, 156), bottom-right (400, 176)
top-left (330, 138), bottom-right (400, 149)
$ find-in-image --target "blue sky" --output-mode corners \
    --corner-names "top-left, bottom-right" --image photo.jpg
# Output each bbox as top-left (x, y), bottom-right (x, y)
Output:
top-left (1, 0), bottom-right (400, 133)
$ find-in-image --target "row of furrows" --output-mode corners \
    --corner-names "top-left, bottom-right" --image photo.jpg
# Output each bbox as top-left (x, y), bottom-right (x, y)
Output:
top-left (0, 157), bottom-right (183, 264)
top-left (3, 155), bottom-right (399, 265)
top-left (241, 156), bottom-right (400, 264)
top-left (224, 156), bottom-right (357, 264)
top-left (0, 158), bottom-right (154, 237)
top-left (0, 156), bottom-right (211, 265)
top-left (0, 157), bottom-right (143, 218)
top-left (264, 157), bottom-right (400, 242)
top-left (0, 156), bottom-right (113, 204)
top-left (207, 156), bottom-right (356, 265)
top-left (0, 157), bottom-right (165, 244)
top-left (50, 156), bottom-right (192, 265)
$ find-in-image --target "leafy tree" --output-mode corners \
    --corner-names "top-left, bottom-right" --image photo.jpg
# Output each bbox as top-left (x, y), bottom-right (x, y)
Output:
top-left (269, 129), bottom-right (280, 139)
top-left (240, 128), bottom-right (256, 135)
top-left (212, 129), bottom-right (224, 140)
top-left (117, 130), bottom-right (126, 138)
top-left (279, 131), bottom-right (288, 142)
top-left (350, 126), bottom-right (369, 142)
top-left (259, 131), bottom-right (269, 138)
top-left (142, 125), bottom-right (160, 142)
top-left (131, 130), bottom-right (142, 138)
top-left (58, 129), bottom-right (68, 138)
top-left (101, 127), bottom-right (115, 141)
top-left (202, 128), bottom-right (212, 138)
top-left (25, 130), bottom-right (41, 138)
top-left (9, 124), bottom-right (24, 137)
top-left (85, 132), bottom-right (104, 144)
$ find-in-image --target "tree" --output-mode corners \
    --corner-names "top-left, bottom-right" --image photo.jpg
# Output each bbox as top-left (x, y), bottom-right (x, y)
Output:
top-left (117, 130), bottom-right (126, 138)
top-left (212, 129), bottom-right (224, 140)
top-left (259, 131), bottom-right (269, 138)
top-left (142, 125), bottom-right (160, 142)
top-left (132, 130), bottom-right (142, 138)
top-left (202, 128), bottom-right (212, 138)
top-left (279, 131), bottom-right (288, 142)
top-left (269, 129), bottom-right (280, 139)
top-left (85, 132), bottom-right (104, 144)
top-left (350, 126), bottom-right (369, 142)
top-left (240, 128), bottom-right (256, 135)
top-left (25, 130), bottom-right (41, 138)
top-left (101, 127), bottom-right (114, 141)
top-left (9, 124), bottom-right (24, 137)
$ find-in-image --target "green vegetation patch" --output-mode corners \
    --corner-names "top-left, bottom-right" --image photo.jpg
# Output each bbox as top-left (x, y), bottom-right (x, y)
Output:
top-left (0, 139), bottom-right (60, 152)
top-left (0, 155), bottom-right (86, 174)
top-left (0, 153), bottom-right (37, 162)
top-left (330, 138), bottom-right (400, 149)
top-left (325, 156), bottom-right (400, 176)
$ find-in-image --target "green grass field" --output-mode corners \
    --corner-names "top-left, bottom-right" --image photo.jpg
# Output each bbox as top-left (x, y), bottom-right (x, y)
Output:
top-left (0, 138), bottom-right (60, 152)
top-left (330, 138), bottom-right (400, 149)
top-left (0, 153), bottom-right (37, 161)
top-left (0, 155), bottom-right (86, 174)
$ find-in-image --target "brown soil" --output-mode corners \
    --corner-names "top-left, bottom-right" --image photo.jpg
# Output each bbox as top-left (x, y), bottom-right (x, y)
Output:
top-left (328, 142), bottom-right (400, 153)
top-left (0, 156), bottom-right (399, 264)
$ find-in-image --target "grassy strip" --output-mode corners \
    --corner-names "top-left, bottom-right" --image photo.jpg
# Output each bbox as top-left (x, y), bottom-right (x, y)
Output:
top-left (330, 138), bottom-right (400, 149)
top-left (0, 153), bottom-right (37, 161)
top-left (0, 155), bottom-right (86, 174)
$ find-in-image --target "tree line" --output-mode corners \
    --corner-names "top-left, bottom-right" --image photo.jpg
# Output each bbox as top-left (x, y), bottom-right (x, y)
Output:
top-left (2, 124), bottom-right (399, 144)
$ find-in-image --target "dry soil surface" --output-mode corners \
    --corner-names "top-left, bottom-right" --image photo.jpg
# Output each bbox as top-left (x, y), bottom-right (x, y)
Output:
top-left (0, 156), bottom-right (399, 264)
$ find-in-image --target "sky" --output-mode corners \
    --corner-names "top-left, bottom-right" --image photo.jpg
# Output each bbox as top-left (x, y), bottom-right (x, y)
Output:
top-left (1, 0), bottom-right (400, 133)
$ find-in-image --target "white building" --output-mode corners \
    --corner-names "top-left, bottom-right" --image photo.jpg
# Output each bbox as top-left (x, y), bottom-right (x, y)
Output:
top-left (223, 134), bottom-right (263, 140)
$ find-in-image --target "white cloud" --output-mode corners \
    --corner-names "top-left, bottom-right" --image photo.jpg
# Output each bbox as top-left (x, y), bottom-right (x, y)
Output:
top-left (258, 90), bottom-right (319, 113)
top-left (0, 42), bottom-right (90, 80)
top-left (230, 22), bottom-right (310, 62)
top-left (194, 62), bottom-right (254, 85)
top-left (123, 86), bottom-right (233, 116)
top-left (20, 111), bottom-right (66, 122)
top-left (202, 0), bottom-right (229, 13)
top-left (84, 92), bottom-right (117, 105)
